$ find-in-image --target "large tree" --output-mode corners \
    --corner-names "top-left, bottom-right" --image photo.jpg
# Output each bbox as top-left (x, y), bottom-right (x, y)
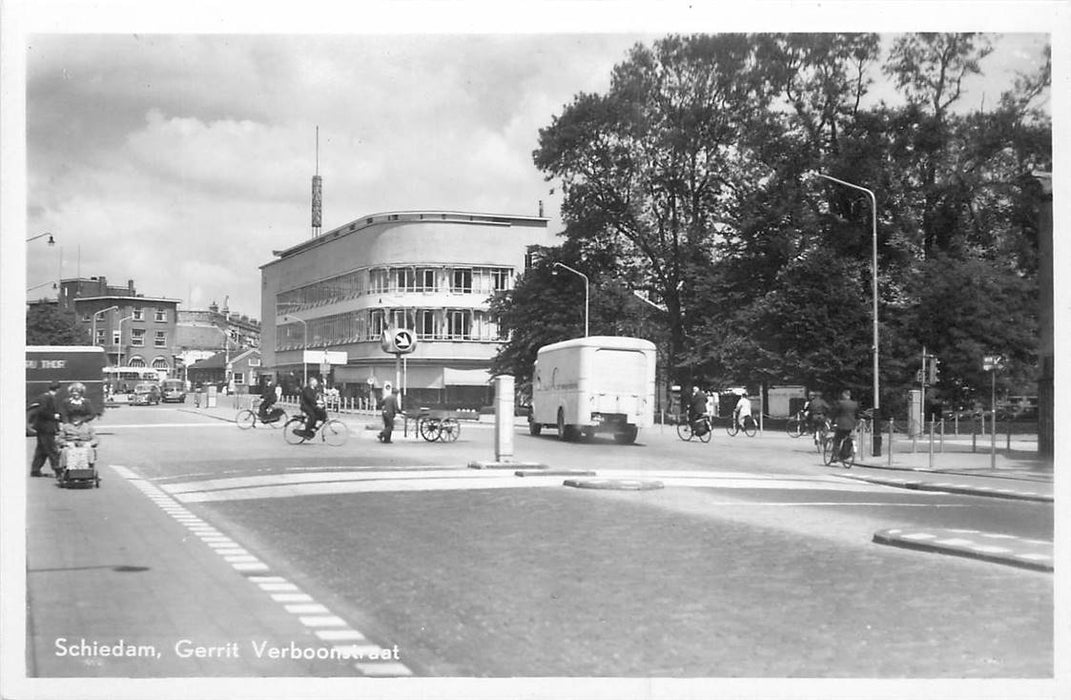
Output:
top-left (26, 303), bottom-right (90, 345)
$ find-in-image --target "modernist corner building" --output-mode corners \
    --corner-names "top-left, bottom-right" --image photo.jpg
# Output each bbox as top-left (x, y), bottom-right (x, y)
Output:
top-left (260, 210), bottom-right (554, 407)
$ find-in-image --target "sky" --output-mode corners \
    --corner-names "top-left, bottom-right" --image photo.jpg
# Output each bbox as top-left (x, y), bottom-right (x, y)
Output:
top-left (11, 3), bottom-right (1061, 322)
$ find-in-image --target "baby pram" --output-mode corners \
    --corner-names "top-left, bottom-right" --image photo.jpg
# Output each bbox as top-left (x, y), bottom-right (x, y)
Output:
top-left (58, 442), bottom-right (100, 489)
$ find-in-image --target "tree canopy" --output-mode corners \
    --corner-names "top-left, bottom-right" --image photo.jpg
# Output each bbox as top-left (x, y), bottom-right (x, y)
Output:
top-left (494, 32), bottom-right (1050, 414)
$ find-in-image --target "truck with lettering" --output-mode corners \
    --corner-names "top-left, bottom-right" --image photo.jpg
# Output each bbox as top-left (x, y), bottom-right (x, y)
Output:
top-left (26, 346), bottom-right (108, 425)
top-left (528, 336), bottom-right (656, 444)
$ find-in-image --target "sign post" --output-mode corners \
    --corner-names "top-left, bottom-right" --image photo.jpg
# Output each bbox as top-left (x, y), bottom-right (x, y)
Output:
top-left (982, 354), bottom-right (1004, 469)
top-left (494, 375), bottom-right (515, 462)
top-left (380, 328), bottom-right (418, 409)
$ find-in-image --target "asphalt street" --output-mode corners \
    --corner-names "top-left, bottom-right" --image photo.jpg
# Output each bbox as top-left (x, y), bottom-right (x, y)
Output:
top-left (19, 403), bottom-right (1056, 681)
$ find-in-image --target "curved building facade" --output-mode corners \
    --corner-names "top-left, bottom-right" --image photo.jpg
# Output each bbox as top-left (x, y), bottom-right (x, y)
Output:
top-left (260, 210), bottom-right (552, 407)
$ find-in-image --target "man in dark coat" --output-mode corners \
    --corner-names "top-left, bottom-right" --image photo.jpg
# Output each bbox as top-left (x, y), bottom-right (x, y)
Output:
top-left (296, 376), bottom-right (326, 439)
top-left (378, 387), bottom-right (400, 443)
top-left (29, 381), bottom-right (62, 477)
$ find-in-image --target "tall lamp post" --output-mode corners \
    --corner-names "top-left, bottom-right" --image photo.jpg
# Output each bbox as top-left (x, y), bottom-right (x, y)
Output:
top-left (552, 262), bottom-right (589, 337)
top-left (212, 325), bottom-right (234, 390)
top-left (282, 315), bottom-right (308, 384)
top-left (818, 173), bottom-right (880, 455)
top-left (92, 305), bottom-right (119, 347)
top-left (116, 315), bottom-right (134, 367)
top-left (26, 232), bottom-right (55, 245)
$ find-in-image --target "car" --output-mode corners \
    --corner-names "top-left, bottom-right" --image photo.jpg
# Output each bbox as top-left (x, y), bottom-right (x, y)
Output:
top-left (130, 382), bottom-right (161, 405)
top-left (160, 379), bottom-right (187, 403)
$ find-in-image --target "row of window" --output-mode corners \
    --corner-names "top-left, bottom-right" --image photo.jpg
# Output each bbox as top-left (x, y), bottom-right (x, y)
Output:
top-left (81, 308), bottom-right (170, 323)
top-left (276, 308), bottom-right (505, 350)
top-left (276, 266), bottom-right (513, 313)
top-left (122, 357), bottom-right (172, 370)
top-left (95, 328), bottom-right (170, 348)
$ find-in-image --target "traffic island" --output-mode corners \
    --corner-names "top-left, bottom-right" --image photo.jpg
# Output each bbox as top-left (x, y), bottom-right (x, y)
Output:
top-left (468, 460), bottom-right (547, 470)
top-left (838, 474), bottom-right (1053, 503)
top-left (562, 478), bottom-right (664, 491)
top-left (873, 527), bottom-right (1053, 572)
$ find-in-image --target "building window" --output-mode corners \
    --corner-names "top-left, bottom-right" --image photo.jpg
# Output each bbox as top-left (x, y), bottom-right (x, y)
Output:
top-left (370, 309), bottom-right (387, 338)
top-left (152, 357), bottom-right (169, 371)
top-left (81, 312), bottom-right (91, 322)
top-left (394, 268), bottom-right (417, 293)
top-left (112, 330), bottom-right (121, 346)
top-left (446, 310), bottom-right (471, 339)
top-left (96, 329), bottom-right (106, 345)
top-left (128, 357), bottom-right (146, 368)
top-left (418, 309), bottom-right (437, 338)
top-left (418, 268), bottom-right (436, 292)
top-left (155, 308), bottom-right (167, 322)
top-left (155, 330), bottom-right (167, 347)
top-left (492, 268), bottom-right (511, 291)
top-left (233, 372), bottom-right (245, 385)
top-left (451, 268), bottom-right (472, 294)
top-left (369, 268), bottom-right (390, 294)
top-left (131, 329), bottom-right (146, 347)
top-left (133, 308), bottom-right (144, 321)
top-left (390, 309), bottom-right (415, 330)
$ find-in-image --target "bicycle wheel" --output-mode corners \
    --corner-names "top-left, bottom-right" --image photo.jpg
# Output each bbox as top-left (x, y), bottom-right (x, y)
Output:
top-left (726, 421), bottom-right (739, 437)
top-left (822, 435), bottom-right (837, 466)
top-left (697, 420), bottom-right (712, 443)
top-left (676, 422), bottom-right (694, 441)
top-left (842, 436), bottom-right (855, 468)
top-left (743, 416), bottom-right (757, 437)
top-left (284, 416), bottom-right (308, 445)
top-left (322, 419), bottom-right (349, 446)
top-left (786, 415), bottom-right (803, 438)
top-left (235, 409), bottom-right (256, 430)
top-left (814, 424), bottom-right (829, 453)
top-left (439, 418), bottom-right (460, 442)
top-left (264, 408), bottom-right (287, 429)
top-left (419, 418), bottom-right (441, 442)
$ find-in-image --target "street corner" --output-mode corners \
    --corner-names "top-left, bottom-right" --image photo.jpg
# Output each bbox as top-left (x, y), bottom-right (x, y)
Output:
top-left (837, 473), bottom-right (1053, 503)
top-left (873, 527), bottom-right (1053, 572)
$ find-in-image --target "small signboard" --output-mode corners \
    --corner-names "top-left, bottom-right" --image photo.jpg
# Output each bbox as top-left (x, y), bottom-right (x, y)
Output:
top-left (303, 350), bottom-right (347, 365)
top-left (380, 327), bottom-right (418, 355)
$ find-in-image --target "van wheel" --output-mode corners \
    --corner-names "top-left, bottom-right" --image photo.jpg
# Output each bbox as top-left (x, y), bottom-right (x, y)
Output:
top-left (613, 425), bottom-right (639, 445)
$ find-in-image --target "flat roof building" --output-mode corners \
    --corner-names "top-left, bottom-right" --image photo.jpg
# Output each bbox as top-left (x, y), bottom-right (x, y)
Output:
top-left (260, 210), bottom-right (553, 407)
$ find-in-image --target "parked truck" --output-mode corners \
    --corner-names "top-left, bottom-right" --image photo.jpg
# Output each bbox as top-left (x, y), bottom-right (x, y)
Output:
top-left (528, 336), bottom-right (656, 444)
top-left (26, 346), bottom-right (108, 424)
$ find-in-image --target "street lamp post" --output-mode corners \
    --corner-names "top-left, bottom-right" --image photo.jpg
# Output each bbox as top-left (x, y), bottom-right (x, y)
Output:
top-left (26, 232), bottom-right (55, 246)
top-left (116, 315), bottom-right (134, 367)
top-left (92, 305), bottom-right (119, 347)
top-left (211, 325), bottom-right (235, 390)
top-left (552, 262), bottom-right (589, 337)
top-left (818, 173), bottom-right (880, 455)
top-left (282, 315), bottom-right (309, 384)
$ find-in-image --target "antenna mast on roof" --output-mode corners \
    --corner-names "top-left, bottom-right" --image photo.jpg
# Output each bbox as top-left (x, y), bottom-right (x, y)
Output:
top-left (311, 126), bottom-right (323, 238)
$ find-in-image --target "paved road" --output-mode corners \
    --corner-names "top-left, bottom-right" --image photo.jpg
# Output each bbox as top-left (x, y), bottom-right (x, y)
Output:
top-left (20, 405), bottom-right (1054, 680)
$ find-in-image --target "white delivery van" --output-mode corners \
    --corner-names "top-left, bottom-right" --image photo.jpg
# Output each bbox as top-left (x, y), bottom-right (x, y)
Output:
top-left (529, 336), bottom-right (656, 444)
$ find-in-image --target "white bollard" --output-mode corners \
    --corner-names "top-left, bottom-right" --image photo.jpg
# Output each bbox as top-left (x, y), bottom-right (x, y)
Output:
top-left (494, 375), bottom-right (515, 462)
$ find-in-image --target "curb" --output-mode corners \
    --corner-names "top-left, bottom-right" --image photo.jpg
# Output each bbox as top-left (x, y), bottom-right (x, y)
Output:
top-left (840, 474), bottom-right (1053, 503)
top-left (873, 527), bottom-right (1053, 572)
top-left (515, 470), bottom-right (597, 477)
top-left (855, 460), bottom-right (1053, 483)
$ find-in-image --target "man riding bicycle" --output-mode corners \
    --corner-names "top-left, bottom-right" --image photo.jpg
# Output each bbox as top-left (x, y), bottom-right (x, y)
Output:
top-left (829, 389), bottom-right (859, 462)
top-left (803, 391), bottom-right (830, 440)
top-left (687, 386), bottom-right (709, 435)
top-left (732, 390), bottom-right (752, 431)
top-left (258, 377), bottom-right (283, 423)
top-left (294, 376), bottom-right (327, 439)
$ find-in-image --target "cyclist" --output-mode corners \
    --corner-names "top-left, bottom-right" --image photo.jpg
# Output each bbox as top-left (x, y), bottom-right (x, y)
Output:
top-left (687, 386), bottom-right (709, 435)
top-left (803, 391), bottom-right (830, 443)
top-left (829, 389), bottom-right (859, 462)
top-left (258, 376), bottom-right (283, 423)
top-left (294, 376), bottom-right (327, 439)
top-left (732, 390), bottom-right (752, 432)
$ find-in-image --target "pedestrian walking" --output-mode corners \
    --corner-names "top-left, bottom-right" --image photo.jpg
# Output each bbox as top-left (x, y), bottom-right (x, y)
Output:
top-left (28, 380), bottom-right (63, 477)
top-left (378, 387), bottom-right (400, 443)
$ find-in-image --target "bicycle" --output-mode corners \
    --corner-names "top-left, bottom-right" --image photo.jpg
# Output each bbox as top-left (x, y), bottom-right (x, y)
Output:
top-left (726, 414), bottom-right (758, 437)
top-left (786, 411), bottom-right (806, 438)
top-left (418, 414), bottom-right (460, 442)
top-left (283, 413), bottom-right (350, 446)
top-left (235, 400), bottom-right (288, 430)
top-left (812, 417), bottom-right (831, 453)
top-left (822, 430), bottom-right (856, 468)
top-left (676, 416), bottom-right (713, 443)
